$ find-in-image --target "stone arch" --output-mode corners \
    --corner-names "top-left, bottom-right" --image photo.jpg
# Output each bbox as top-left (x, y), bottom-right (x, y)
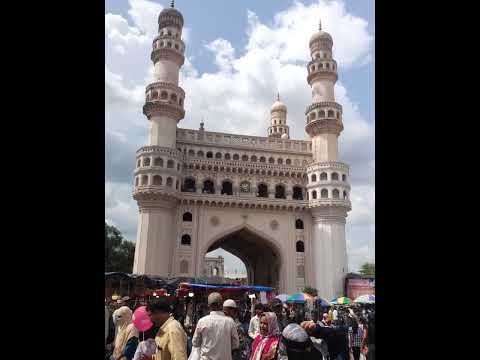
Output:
top-left (203, 224), bottom-right (284, 289)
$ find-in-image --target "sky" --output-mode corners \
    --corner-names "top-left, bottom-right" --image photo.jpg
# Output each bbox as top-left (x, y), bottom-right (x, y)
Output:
top-left (105, 0), bottom-right (375, 276)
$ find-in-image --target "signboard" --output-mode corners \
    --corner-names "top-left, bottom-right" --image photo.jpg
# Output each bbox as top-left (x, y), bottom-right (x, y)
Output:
top-left (346, 278), bottom-right (375, 300)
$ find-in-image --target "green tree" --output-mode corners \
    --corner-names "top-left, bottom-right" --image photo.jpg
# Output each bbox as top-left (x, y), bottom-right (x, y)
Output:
top-left (105, 222), bottom-right (135, 273)
top-left (359, 262), bottom-right (375, 276)
top-left (303, 286), bottom-right (318, 297)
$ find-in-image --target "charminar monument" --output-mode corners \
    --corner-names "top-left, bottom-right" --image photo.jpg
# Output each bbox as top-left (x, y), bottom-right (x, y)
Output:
top-left (132, 2), bottom-right (352, 299)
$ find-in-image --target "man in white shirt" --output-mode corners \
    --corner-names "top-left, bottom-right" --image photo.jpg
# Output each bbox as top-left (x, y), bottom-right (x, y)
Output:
top-left (248, 303), bottom-right (264, 339)
top-left (192, 292), bottom-right (239, 360)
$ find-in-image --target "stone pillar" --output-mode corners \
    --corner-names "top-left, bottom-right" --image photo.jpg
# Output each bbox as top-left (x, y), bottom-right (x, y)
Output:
top-left (310, 207), bottom-right (348, 300)
top-left (133, 200), bottom-right (176, 276)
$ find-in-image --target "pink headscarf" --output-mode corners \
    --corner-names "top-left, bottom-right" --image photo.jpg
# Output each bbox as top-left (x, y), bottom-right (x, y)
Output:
top-left (250, 312), bottom-right (280, 360)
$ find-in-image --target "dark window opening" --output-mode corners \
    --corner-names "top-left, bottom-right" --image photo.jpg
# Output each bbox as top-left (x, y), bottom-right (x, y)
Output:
top-left (258, 183), bottom-right (268, 198)
top-left (221, 181), bottom-right (233, 195)
top-left (181, 234), bottom-right (191, 246)
top-left (296, 241), bottom-right (305, 252)
top-left (275, 184), bottom-right (286, 199)
top-left (203, 180), bottom-right (215, 194)
top-left (295, 219), bottom-right (304, 230)
top-left (183, 212), bottom-right (192, 222)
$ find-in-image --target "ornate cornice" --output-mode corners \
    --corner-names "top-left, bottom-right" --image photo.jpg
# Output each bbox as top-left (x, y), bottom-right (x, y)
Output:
top-left (310, 205), bottom-right (349, 221)
top-left (136, 145), bottom-right (183, 158)
top-left (305, 118), bottom-right (343, 137)
top-left (143, 101), bottom-right (185, 122)
top-left (151, 48), bottom-right (185, 66)
top-left (134, 167), bottom-right (181, 177)
top-left (178, 193), bottom-right (308, 212)
top-left (306, 161), bottom-right (349, 172)
top-left (306, 182), bottom-right (351, 190)
top-left (185, 158), bottom-right (308, 176)
top-left (307, 69), bottom-right (338, 85)
top-left (133, 186), bottom-right (179, 203)
top-left (145, 82), bottom-right (185, 97)
top-left (305, 101), bottom-right (342, 115)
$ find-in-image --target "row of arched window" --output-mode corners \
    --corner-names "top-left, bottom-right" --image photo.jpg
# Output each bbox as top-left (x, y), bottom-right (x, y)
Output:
top-left (185, 149), bottom-right (308, 166)
top-left (313, 52), bottom-right (331, 60)
top-left (309, 61), bottom-right (336, 73)
top-left (153, 40), bottom-right (184, 51)
top-left (309, 172), bottom-right (347, 182)
top-left (185, 163), bottom-right (305, 178)
top-left (135, 175), bottom-right (179, 189)
top-left (146, 89), bottom-right (184, 107)
top-left (137, 157), bottom-right (180, 171)
top-left (158, 28), bottom-right (181, 39)
top-left (308, 188), bottom-right (348, 200)
top-left (269, 127), bottom-right (288, 134)
top-left (308, 109), bottom-right (340, 121)
top-left (181, 178), bottom-right (304, 200)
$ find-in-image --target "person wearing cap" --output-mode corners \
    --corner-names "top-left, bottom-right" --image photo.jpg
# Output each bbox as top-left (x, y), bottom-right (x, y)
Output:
top-left (192, 292), bottom-right (239, 360)
top-left (146, 298), bottom-right (187, 360)
top-left (224, 299), bottom-right (248, 360)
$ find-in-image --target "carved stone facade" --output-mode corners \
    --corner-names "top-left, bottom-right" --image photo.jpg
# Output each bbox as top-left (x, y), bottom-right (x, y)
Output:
top-left (131, 6), bottom-right (351, 298)
top-left (204, 256), bottom-right (224, 278)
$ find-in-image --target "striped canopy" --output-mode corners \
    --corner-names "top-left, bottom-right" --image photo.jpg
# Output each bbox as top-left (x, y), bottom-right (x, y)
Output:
top-left (354, 294), bottom-right (375, 304)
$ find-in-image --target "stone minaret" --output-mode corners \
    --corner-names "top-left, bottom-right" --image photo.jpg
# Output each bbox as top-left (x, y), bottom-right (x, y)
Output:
top-left (132, 1), bottom-right (185, 276)
top-left (305, 21), bottom-right (351, 299)
top-left (268, 93), bottom-right (290, 139)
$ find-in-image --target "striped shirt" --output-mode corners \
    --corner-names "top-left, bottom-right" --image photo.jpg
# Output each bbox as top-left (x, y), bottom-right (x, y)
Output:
top-left (349, 327), bottom-right (364, 348)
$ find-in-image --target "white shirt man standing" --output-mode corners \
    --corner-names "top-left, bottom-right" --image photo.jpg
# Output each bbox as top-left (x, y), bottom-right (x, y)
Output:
top-left (192, 292), bottom-right (239, 360)
top-left (248, 303), bottom-right (264, 339)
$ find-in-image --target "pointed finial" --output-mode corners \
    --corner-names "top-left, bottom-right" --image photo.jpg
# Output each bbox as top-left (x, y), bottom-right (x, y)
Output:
top-left (277, 92), bottom-right (280, 101)
top-left (170, 0), bottom-right (174, 8)
top-left (319, 19), bottom-right (322, 31)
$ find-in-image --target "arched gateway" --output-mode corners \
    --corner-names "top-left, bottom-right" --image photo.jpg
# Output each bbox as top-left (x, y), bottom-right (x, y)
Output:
top-left (204, 225), bottom-right (282, 289)
top-left (130, 4), bottom-right (352, 299)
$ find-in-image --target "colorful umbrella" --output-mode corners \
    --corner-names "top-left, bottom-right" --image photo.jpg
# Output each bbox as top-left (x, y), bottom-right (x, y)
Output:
top-left (354, 294), bottom-right (375, 304)
top-left (287, 292), bottom-right (314, 303)
top-left (275, 294), bottom-right (288, 303)
top-left (330, 297), bottom-right (352, 305)
top-left (316, 297), bottom-right (331, 307)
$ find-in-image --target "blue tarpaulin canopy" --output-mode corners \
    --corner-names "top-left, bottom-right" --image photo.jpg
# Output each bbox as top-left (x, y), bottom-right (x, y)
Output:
top-left (180, 282), bottom-right (273, 292)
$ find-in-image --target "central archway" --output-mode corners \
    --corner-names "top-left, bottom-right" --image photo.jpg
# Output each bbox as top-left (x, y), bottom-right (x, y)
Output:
top-left (205, 226), bottom-right (282, 289)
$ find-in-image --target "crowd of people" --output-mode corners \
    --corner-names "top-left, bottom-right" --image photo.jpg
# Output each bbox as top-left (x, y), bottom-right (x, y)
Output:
top-left (105, 293), bottom-right (375, 360)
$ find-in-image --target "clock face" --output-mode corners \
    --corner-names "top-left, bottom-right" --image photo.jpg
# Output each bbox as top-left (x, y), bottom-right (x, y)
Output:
top-left (240, 182), bottom-right (250, 193)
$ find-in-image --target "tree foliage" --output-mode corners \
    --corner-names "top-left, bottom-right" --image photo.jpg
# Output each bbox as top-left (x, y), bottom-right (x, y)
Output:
top-left (303, 286), bottom-right (318, 297)
top-left (105, 222), bottom-right (135, 273)
top-left (359, 262), bottom-right (375, 276)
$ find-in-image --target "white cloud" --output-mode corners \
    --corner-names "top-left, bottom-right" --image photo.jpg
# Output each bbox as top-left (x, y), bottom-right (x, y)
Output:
top-left (245, 1), bottom-right (372, 68)
top-left (105, 0), bottom-right (375, 272)
top-left (127, 0), bottom-right (163, 38)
